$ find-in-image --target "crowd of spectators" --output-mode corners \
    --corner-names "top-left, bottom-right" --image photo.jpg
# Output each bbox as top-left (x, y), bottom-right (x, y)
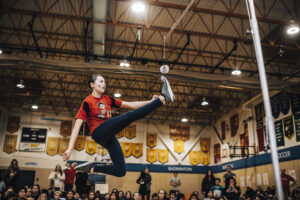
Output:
top-left (0, 160), bottom-right (299, 200)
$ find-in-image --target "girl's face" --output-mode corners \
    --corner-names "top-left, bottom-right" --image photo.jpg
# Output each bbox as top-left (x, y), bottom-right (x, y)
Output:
top-left (56, 165), bottom-right (61, 171)
top-left (126, 193), bottom-right (131, 199)
top-left (119, 192), bottom-right (123, 198)
top-left (111, 193), bottom-right (117, 200)
top-left (54, 193), bottom-right (60, 200)
top-left (133, 193), bottom-right (140, 200)
top-left (92, 76), bottom-right (106, 94)
top-left (208, 170), bottom-right (211, 175)
top-left (190, 197), bottom-right (197, 200)
top-left (105, 194), bottom-right (110, 200)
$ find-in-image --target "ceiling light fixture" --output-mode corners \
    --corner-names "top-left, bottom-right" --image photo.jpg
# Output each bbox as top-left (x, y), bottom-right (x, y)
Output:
top-left (16, 79), bottom-right (25, 89)
top-left (119, 59), bottom-right (130, 67)
top-left (181, 117), bottom-right (188, 122)
top-left (231, 69), bottom-right (242, 75)
top-left (131, 1), bottom-right (146, 13)
top-left (32, 105), bottom-right (38, 110)
top-left (286, 21), bottom-right (300, 35)
top-left (114, 93), bottom-right (121, 98)
top-left (0, 49), bottom-right (2, 54)
top-left (201, 97), bottom-right (209, 106)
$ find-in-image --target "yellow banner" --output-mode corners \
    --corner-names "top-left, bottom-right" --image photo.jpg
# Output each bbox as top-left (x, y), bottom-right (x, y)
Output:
top-left (125, 125), bottom-right (136, 139)
top-left (200, 138), bottom-right (210, 152)
top-left (60, 120), bottom-right (72, 137)
top-left (6, 116), bottom-right (20, 133)
top-left (3, 134), bottom-right (17, 154)
top-left (116, 129), bottom-right (124, 138)
top-left (158, 149), bottom-right (168, 164)
top-left (174, 139), bottom-right (184, 154)
top-left (146, 148), bottom-right (157, 163)
top-left (132, 143), bottom-right (143, 158)
top-left (180, 124), bottom-right (190, 141)
top-left (147, 133), bottom-right (157, 148)
top-left (59, 137), bottom-right (70, 156)
top-left (121, 142), bottom-right (132, 158)
top-left (200, 151), bottom-right (210, 165)
top-left (189, 151), bottom-right (200, 166)
top-left (47, 137), bottom-right (59, 156)
top-left (169, 124), bottom-right (180, 141)
top-left (97, 144), bottom-right (108, 155)
top-left (86, 140), bottom-right (97, 155)
top-left (74, 136), bottom-right (85, 151)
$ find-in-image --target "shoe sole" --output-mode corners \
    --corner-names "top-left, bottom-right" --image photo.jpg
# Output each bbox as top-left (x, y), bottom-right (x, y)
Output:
top-left (74, 160), bottom-right (96, 171)
top-left (161, 76), bottom-right (174, 102)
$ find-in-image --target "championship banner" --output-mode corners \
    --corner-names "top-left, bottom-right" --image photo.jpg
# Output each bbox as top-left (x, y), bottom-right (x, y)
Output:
top-left (230, 114), bottom-right (239, 137)
top-left (59, 137), bottom-right (70, 156)
top-left (271, 93), bottom-right (281, 119)
top-left (146, 148), bottom-right (157, 163)
top-left (174, 139), bottom-right (184, 154)
top-left (200, 151), bottom-right (210, 165)
top-left (86, 139), bottom-right (97, 155)
top-left (132, 143), bottom-right (143, 158)
top-left (121, 142), bottom-right (132, 158)
top-left (189, 151), bottom-right (200, 166)
top-left (283, 116), bottom-right (294, 139)
top-left (255, 103), bottom-right (263, 128)
top-left (79, 122), bottom-right (90, 136)
top-left (3, 134), bottom-right (17, 154)
top-left (6, 116), bottom-right (20, 133)
top-left (256, 127), bottom-right (265, 152)
top-left (291, 93), bottom-right (300, 116)
top-left (60, 120), bottom-right (72, 137)
top-left (169, 124), bottom-right (180, 140)
top-left (97, 144), bottom-right (108, 155)
top-left (274, 120), bottom-right (285, 146)
top-left (295, 114), bottom-right (300, 142)
top-left (180, 124), bottom-right (190, 141)
top-left (47, 137), bottom-right (59, 156)
top-left (280, 92), bottom-right (290, 115)
top-left (241, 123), bottom-right (249, 157)
top-left (214, 143), bottom-right (220, 164)
top-left (74, 136), bottom-right (86, 151)
top-left (221, 121), bottom-right (226, 140)
top-left (158, 149), bottom-right (168, 164)
top-left (116, 129), bottom-right (124, 138)
top-left (147, 133), bottom-right (157, 148)
top-left (125, 125), bottom-right (136, 139)
top-left (200, 138), bottom-right (210, 152)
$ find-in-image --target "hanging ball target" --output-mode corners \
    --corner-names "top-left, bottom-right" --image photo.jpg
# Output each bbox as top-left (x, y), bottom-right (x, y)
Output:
top-left (160, 65), bottom-right (169, 74)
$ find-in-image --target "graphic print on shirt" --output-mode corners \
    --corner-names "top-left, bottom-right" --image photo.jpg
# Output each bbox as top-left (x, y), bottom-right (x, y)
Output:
top-left (97, 102), bottom-right (112, 119)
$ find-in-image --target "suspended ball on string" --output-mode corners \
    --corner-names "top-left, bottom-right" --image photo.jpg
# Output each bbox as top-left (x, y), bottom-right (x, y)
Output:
top-left (160, 65), bottom-right (169, 74)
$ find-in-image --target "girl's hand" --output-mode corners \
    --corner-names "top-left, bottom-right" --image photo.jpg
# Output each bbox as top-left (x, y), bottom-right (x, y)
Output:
top-left (152, 95), bottom-right (159, 101)
top-left (62, 148), bottom-right (72, 161)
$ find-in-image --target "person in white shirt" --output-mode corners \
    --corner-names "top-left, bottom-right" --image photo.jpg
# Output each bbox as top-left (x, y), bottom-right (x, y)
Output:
top-left (48, 164), bottom-right (65, 191)
top-left (169, 173), bottom-right (181, 193)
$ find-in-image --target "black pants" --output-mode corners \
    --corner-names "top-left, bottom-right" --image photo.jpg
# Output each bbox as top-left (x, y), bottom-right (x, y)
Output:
top-left (92, 98), bottom-right (162, 177)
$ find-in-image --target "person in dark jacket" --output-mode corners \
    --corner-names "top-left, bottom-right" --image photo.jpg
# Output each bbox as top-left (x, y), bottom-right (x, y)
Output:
top-left (225, 178), bottom-right (241, 200)
top-left (137, 168), bottom-right (151, 200)
top-left (201, 169), bottom-right (215, 197)
top-left (6, 159), bottom-right (20, 192)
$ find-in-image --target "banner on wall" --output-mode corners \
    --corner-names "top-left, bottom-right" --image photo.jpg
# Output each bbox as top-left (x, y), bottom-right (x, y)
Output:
top-left (74, 136), bottom-right (86, 151)
top-left (241, 122), bottom-right (249, 157)
top-left (200, 138), bottom-right (210, 152)
top-left (221, 121), bottom-right (226, 140)
top-left (283, 116), bottom-right (294, 139)
top-left (189, 151), bottom-right (200, 166)
top-left (132, 143), bottom-right (143, 158)
top-left (3, 134), bottom-right (17, 154)
top-left (60, 120), bottom-right (72, 137)
top-left (97, 144), bottom-right (108, 155)
top-left (255, 103), bottom-right (264, 128)
top-left (200, 151), bottom-right (210, 165)
top-left (256, 127), bottom-right (265, 152)
top-left (86, 140), bottom-right (97, 155)
top-left (174, 139), bottom-right (184, 154)
top-left (121, 142), bottom-right (132, 158)
top-left (47, 137), bottom-right (59, 156)
top-left (169, 124), bottom-right (180, 140)
top-left (271, 93), bottom-right (281, 119)
top-left (170, 124), bottom-right (190, 141)
top-left (214, 143), bottom-right (220, 164)
top-left (158, 149), bottom-right (169, 164)
top-left (147, 133), bottom-right (157, 148)
top-left (291, 93), bottom-right (300, 116)
top-left (274, 120), bottom-right (285, 146)
top-left (146, 148), bottom-right (157, 163)
top-left (79, 122), bottom-right (90, 136)
top-left (125, 125), bottom-right (136, 139)
top-left (116, 129), bottom-right (124, 138)
top-left (180, 125), bottom-right (190, 141)
top-left (59, 137), bottom-right (70, 156)
top-left (295, 114), bottom-right (300, 142)
top-left (230, 114), bottom-right (239, 137)
top-left (6, 116), bottom-right (20, 133)
top-left (280, 92), bottom-right (290, 115)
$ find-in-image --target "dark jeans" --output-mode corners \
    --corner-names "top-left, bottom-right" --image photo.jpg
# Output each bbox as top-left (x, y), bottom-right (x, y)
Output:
top-left (92, 98), bottom-right (162, 177)
top-left (64, 184), bottom-right (73, 191)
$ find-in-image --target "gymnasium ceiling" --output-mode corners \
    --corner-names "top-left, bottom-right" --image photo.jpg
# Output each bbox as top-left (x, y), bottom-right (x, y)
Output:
top-left (0, 0), bottom-right (300, 125)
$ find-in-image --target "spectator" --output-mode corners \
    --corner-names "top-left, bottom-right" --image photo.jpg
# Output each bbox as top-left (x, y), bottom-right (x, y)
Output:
top-left (88, 192), bottom-right (95, 200)
top-left (189, 194), bottom-right (199, 200)
top-left (112, 189), bottom-right (119, 194)
top-left (281, 169), bottom-right (296, 199)
top-left (49, 165), bottom-right (65, 191)
top-left (137, 168), bottom-right (151, 200)
top-left (177, 193), bottom-right (184, 200)
top-left (133, 192), bottom-right (141, 200)
top-left (64, 163), bottom-right (77, 191)
top-left (25, 187), bottom-right (32, 198)
top-left (203, 191), bottom-right (214, 200)
top-left (103, 193), bottom-right (110, 200)
top-left (17, 187), bottom-right (26, 200)
top-left (170, 192), bottom-right (176, 200)
top-left (118, 191), bottom-right (125, 200)
top-left (51, 191), bottom-right (62, 200)
top-left (243, 187), bottom-right (255, 199)
top-left (0, 177), bottom-right (6, 193)
top-left (151, 193), bottom-right (158, 200)
top-left (223, 166), bottom-right (236, 189)
top-left (125, 191), bottom-right (132, 200)
top-left (38, 193), bottom-right (48, 200)
top-left (74, 192), bottom-right (81, 200)
top-left (225, 178), bottom-right (240, 200)
top-left (202, 169), bottom-right (215, 197)
top-left (292, 186), bottom-right (300, 200)
top-left (75, 171), bottom-right (88, 195)
top-left (6, 159), bottom-right (20, 192)
top-left (31, 185), bottom-right (41, 200)
top-left (66, 190), bottom-right (74, 200)
top-left (158, 190), bottom-right (167, 200)
top-left (170, 173), bottom-right (181, 194)
top-left (211, 178), bottom-right (224, 199)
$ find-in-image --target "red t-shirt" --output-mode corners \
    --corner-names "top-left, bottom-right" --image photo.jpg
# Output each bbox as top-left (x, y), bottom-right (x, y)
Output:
top-left (64, 167), bottom-right (76, 185)
top-left (75, 94), bottom-right (122, 134)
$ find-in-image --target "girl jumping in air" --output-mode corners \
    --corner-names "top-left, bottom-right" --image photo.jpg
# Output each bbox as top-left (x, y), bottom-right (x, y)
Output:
top-left (62, 74), bottom-right (174, 177)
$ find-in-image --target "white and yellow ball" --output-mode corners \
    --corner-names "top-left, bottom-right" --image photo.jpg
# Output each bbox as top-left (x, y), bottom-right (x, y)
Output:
top-left (160, 65), bottom-right (169, 74)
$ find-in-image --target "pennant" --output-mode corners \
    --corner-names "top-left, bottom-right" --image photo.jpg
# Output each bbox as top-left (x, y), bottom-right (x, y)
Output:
top-left (74, 136), bottom-right (86, 151)
top-left (158, 149), bottom-right (169, 164)
top-left (147, 133), bottom-right (157, 148)
top-left (180, 124), bottom-right (190, 141)
top-left (271, 93), bottom-right (281, 119)
top-left (121, 142), bottom-right (132, 158)
top-left (274, 120), bottom-right (284, 146)
top-left (86, 139), bottom-right (97, 155)
top-left (47, 137), bottom-right (59, 156)
top-left (79, 122), bottom-right (90, 136)
top-left (256, 127), bottom-right (265, 152)
top-left (60, 120), bottom-right (72, 137)
top-left (116, 129), bottom-right (124, 138)
top-left (241, 122), bottom-right (250, 157)
top-left (146, 148), bottom-right (157, 163)
top-left (295, 114), bottom-right (300, 142)
top-left (3, 134), bottom-right (17, 154)
top-left (221, 121), bottom-right (226, 140)
top-left (97, 144), bottom-right (108, 155)
top-left (125, 125), bottom-right (136, 139)
top-left (255, 103), bottom-right (263, 128)
top-left (174, 139), bottom-right (184, 154)
top-left (214, 143), bottom-right (221, 164)
top-left (189, 151), bottom-right (200, 166)
top-left (280, 92), bottom-right (290, 115)
top-left (291, 93), bottom-right (300, 116)
top-left (230, 114), bottom-right (239, 137)
top-left (170, 124), bottom-right (180, 140)
top-left (200, 138), bottom-right (210, 152)
top-left (6, 116), bottom-right (20, 133)
top-left (59, 137), bottom-right (70, 156)
top-left (200, 151), bottom-right (210, 165)
top-left (132, 143), bottom-right (143, 158)
top-left (283, 116), bottom-right (294, 139)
